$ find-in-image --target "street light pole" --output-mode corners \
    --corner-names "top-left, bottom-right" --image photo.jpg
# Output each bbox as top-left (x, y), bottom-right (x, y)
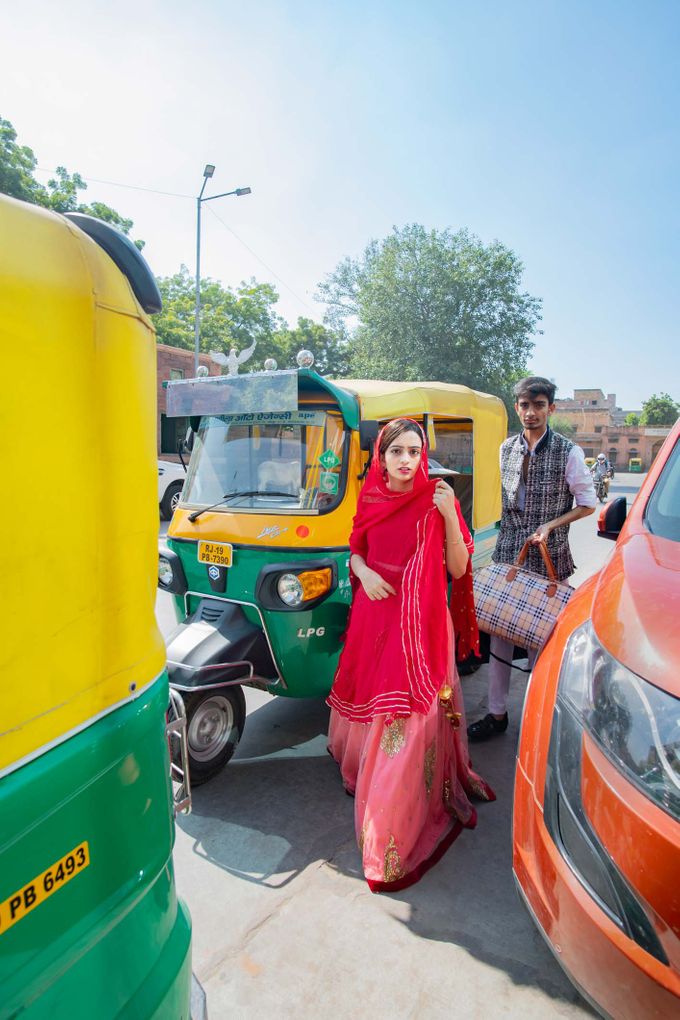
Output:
top-left (193, 165), bottom-right (252, 375)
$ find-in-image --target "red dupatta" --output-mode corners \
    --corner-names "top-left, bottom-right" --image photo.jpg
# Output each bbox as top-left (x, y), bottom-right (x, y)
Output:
top-left (327, 422), bottom-right (478, 723)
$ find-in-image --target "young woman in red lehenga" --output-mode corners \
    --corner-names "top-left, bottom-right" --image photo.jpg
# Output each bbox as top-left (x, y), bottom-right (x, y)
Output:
top-left (327, 418), bottom-right (494, 892)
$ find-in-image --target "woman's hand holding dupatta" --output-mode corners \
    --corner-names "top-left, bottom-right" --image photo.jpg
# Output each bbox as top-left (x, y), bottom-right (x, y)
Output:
top-left (350, 554), bottom-right (397, 601)
top-left (433, 482), bottom-right (469, 579)
top-left (433, 480), bottom-right (458, 522)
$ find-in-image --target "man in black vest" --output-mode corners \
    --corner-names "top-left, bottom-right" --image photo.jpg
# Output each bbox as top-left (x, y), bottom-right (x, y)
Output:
top-left (468, 377), bottom-right (596, 741)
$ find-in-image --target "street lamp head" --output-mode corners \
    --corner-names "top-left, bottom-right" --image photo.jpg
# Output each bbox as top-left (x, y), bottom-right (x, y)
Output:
top-left (203, 164), bottom-right (215, 178)
top-left (235, 187), bottom-right (252, 197)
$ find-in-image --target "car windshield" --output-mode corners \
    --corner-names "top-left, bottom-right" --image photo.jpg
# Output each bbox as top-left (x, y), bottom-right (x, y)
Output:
top-left (182, 409), bottom-right (347, 514)
top-left (645, 437), bottom-right (680, 542)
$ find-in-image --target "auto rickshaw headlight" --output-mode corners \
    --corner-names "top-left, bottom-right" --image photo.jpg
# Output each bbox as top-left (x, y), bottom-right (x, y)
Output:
top-left (276, 568), bottom-right (333, 607)
top-left (277, 573), bottom-right (305, 606)
top-left (159, 556), bottom-right (175, 588)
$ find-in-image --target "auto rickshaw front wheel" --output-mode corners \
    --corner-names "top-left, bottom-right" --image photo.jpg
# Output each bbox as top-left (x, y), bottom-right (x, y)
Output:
top-left (178, 686), bottom-right (246, 785)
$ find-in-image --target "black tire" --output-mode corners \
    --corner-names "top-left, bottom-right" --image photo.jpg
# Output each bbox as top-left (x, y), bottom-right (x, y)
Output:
top-left (178, 686), bottom-right (246, 786)
top-left (160, 480), bottom-right (184, 520)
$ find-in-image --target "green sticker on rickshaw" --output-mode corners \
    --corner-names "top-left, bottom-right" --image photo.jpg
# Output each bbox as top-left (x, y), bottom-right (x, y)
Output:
top-left (319, 449), bottom-right (341, 469)
top-left (319, 472), bottom-right (339, 495)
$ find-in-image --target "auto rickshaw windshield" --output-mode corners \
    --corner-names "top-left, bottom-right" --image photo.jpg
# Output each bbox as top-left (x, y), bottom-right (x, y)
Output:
top-left (182, 409), bottom-right (347, 513)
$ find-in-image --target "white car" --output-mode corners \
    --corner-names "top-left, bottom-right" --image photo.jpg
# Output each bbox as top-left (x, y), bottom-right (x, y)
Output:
top-left (158, 460), bottom-right (186, 519)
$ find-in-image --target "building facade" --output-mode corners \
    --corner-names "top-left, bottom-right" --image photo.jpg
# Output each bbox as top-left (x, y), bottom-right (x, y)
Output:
top-left (553, 389), bottom-right (670, 470)
top-left (156, 344), bottom-right (221, 459)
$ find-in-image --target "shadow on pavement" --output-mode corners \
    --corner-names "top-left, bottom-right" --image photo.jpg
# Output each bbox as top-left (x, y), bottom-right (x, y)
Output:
top-left (177, 674), bottom-right (595, 1012)
top-left (178, 696), bottom-right (355, 889)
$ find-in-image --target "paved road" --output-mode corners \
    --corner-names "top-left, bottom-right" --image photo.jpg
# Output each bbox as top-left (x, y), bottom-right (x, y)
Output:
top-left (158, 473), bottom-right (644, 1018)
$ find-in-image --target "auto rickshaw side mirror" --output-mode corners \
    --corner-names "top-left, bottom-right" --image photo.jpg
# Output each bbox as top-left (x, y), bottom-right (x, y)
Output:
top-left (358, 421), bottom-right (379, 479)
top-left (597, 496), bottom-right (627, 541)
top-left (359, 420), bottom-right (379, 450)
top-left (177, 426), bottom-right (195, 470)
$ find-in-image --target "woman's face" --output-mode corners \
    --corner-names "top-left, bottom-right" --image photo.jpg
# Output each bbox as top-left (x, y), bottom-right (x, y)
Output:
top-left (382, 429), bottom-right (423, 490)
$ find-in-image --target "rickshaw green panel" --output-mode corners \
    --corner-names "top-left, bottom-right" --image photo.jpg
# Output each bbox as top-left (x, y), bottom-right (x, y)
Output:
top-left (0, 674), bottom-right (192, 1020)
top-left (169, 539), bottom-right (351, 698)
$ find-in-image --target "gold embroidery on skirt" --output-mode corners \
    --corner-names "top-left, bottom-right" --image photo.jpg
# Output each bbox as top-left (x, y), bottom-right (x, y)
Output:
top-left (380, 717), bottom-right (406, 757)
top-left (467, 776), bottom-right (491, 801)
top-left (424, 740), bottom-right (436, 796)
top-left (443, 777), bottom-right (453, 812)
top-left (384, 835), bottom-right (404, 883)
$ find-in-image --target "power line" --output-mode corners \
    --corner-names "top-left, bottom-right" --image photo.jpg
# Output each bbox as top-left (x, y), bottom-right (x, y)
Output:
top-left (35, 165), bottom-right (318, 316)
top-left (206, 205), bottom-right (316, 315)
top-left (36, 167), bottom-right (191, 199)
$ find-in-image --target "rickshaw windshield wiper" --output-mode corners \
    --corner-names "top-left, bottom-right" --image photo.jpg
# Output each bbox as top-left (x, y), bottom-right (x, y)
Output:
top-left (188, 490), bottom-right (298, 522)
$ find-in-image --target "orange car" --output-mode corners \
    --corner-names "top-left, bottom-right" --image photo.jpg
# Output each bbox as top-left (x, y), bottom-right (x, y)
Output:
top-left (513, 419), bottom-right (680, 1019)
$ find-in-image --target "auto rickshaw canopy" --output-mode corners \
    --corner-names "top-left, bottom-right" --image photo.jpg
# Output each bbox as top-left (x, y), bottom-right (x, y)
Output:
top-left (331, 378), bottom-right (507, 532)
top-left (0, 196), bottom-right (166, 777)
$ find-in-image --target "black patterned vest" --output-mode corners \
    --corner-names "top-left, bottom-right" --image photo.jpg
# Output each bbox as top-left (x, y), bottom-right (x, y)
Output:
top-left (492, 428), bottom-right (576, 580)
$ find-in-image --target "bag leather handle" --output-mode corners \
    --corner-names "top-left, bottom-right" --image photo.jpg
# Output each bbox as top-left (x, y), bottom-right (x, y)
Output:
top-left (515, 539), bottom-right (557, 579)
top-left (505, 539), bottom-right (559, 597)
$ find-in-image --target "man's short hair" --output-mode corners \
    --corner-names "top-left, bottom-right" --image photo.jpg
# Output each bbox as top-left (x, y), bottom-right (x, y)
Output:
top-left (513, 376), bottom-right (557, 404)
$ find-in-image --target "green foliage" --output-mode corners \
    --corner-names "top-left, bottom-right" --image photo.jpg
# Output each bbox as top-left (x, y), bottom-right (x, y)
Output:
top-left (0, 115), bottom-right (143, 247)
top-left (155, 266), bottom-right (282, 355)
top-left (550, 414), bottom-right (576, 438)
top-left (0, 117), bottom-right (47, 204)
top-left (258, 317), bottom-right (351, 376)
top-left (317, 224), bottom-right (541, 409)
top-left (154, 267), bottom-right (348, 373)
top-left (639, 393), bottom-right (679, 427)
top-left (624, 412), bottom-right (640, 426)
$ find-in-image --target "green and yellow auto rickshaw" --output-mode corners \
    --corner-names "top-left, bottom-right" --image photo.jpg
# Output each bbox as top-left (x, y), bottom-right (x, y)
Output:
top-left (159, 364), bottom-right (506, 783)
top-left (0, 196), bottom-right (199, 1019)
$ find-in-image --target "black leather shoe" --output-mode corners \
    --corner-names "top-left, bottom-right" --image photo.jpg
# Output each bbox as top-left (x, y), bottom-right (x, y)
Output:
top-left (467, 712), bottom-right (509, 742)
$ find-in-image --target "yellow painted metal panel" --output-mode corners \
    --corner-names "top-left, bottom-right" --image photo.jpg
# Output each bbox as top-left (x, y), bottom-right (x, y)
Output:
top-left (0, 196), bottom-right (165, 774)
top-left (331, 379), bottom-right (507, 530)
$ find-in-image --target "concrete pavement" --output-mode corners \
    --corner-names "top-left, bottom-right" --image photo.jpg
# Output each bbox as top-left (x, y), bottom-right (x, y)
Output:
top-left (159, 474), bottom-right (644, 1018)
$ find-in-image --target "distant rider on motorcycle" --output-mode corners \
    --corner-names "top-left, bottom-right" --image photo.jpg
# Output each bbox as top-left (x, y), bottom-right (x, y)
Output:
top-left (591, 453), bottom-right (612, 497)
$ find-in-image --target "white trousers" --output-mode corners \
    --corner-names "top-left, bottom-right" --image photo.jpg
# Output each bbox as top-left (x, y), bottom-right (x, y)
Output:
top-left (488, 635), bottom-right (538, 716)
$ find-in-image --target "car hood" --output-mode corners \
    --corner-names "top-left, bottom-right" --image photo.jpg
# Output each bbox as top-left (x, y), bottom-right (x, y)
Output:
top-left (592, 531), bottom-right (680, 698)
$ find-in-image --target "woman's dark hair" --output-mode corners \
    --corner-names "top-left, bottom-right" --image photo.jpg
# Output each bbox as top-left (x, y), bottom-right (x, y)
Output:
top-left (513, 376), bottom-right (557, 403)
top-left (378, 418), bottom-right (426, 458)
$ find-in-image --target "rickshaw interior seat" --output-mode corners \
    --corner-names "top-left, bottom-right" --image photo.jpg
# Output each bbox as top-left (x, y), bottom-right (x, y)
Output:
top-left (258, 459), bottom-right (301, 494)
top-left (64, 212), bottom-right (162, 314)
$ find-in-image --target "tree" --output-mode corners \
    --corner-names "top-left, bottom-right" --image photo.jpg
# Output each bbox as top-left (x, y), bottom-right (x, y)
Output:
top-left (155, 266), bottom-right (282, 357)
top-left (0, 115), bottom-right (142, 246)
top-left (258, 317), bottom-right (351, 377)
top-left (624, 412), bottom-right (640, 426)
top-left (0, 117), bottom-right (48, 204)
top-left (155, 267), bottom-right (349, 374)
top-left (639, 393), bottom-right (679, 427)
top-left (317, 224), bottom-right (541, 408)
top-left (550, 414), bottom-right (576, 439)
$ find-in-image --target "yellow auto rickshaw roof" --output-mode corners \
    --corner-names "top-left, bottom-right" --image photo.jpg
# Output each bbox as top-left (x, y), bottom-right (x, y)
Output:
top-left (0, 195), bottom-right (165, 777)
top-left (330, 378), bottom-right (506, 531)
top-left (332, 378), bottom-right (505, 422)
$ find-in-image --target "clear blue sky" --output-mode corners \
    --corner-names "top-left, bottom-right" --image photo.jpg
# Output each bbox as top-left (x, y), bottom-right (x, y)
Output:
top-left (2, 0), bottom-right (678, 407)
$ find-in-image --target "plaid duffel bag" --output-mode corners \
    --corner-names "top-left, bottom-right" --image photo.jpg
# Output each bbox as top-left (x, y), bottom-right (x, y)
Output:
top-left (472, 540), bottom-right (574, 651)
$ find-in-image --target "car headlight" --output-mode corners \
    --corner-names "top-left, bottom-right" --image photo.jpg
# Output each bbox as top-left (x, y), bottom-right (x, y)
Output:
top-left (159, 556), bottom-right (175, 588)
top-left (542, 620), bottom-right (672, 963)
top-left (559, 621), bottom-right (680, 822)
